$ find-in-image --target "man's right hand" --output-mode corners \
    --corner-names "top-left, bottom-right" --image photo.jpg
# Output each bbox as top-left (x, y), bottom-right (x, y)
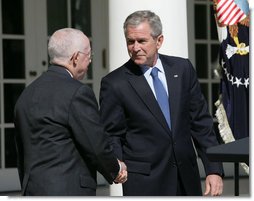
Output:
top-left (114, 160), bottom-right (128, 183)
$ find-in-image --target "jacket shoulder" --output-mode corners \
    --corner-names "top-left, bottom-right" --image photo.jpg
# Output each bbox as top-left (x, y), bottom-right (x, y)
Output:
top-left (159, 54), bottom-right (191, 66)
top-left (102, 61), bottom-right (131, 81)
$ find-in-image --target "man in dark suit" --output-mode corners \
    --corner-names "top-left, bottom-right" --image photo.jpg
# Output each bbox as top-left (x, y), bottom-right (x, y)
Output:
top-left (99, 10), bottom-right (223, 196)
top-left (14, 28), bottom-right (127, 196)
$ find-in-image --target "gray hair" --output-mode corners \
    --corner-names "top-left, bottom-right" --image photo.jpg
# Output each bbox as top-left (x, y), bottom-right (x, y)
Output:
top-left (123, 10), bottom-right (162, 38)
top-left (48, 28), bottom-right (88, 64)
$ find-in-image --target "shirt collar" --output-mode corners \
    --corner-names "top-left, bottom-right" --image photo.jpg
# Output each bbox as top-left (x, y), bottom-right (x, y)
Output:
top-left (65, 69), bottom-right (73, 78)
top-left (140, 55), bottom-right (164, 74)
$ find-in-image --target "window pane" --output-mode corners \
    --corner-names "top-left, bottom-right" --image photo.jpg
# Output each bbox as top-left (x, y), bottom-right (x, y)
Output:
top-left (212, 83), bottom-right (220, 115)
top-left (195, 5), bottom-right (207, 39)
top-left (71, 0), bottom-right (93, 80)
top-left (211, 44), bottom-right (220, 79)
top-left (5, 128), bottom-right (17, 168)
top-left (4, 84), bottom-right (25, 123)
top-left (2, 0), bottom-right (24, 34)
top-left (195, 44), bottom-right (208, 78)
top-left (210, 5), bottom-right (218, 40)
top-left (211, 44), bottom-right (220, 64)
top-left (200, 83), bottom-right (208, 102)
top-left (71, 0), bottom-right (91, 37)
top-left (3, 39), bottom-right (25, 79)
top-left (85, 63), bottom-right (93, 80)
top-left (47, 0), bottom-right (68, 35)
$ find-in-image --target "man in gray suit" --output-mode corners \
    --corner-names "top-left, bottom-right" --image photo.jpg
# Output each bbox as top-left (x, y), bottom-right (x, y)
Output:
top-left (14, 28), bottom-right (127, 196)
top-left (99, 10), bottom-right (223, 196)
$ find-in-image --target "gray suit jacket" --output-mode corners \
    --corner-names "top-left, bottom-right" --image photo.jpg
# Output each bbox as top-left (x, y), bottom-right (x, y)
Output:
top-left (14, 65), bottom-right (119, 196)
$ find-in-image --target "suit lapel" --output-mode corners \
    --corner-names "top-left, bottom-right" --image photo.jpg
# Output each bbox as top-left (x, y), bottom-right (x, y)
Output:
top-left (125, 60), bottom-right (171, 134)
top-left (161, 55), bottom-right (181, 135)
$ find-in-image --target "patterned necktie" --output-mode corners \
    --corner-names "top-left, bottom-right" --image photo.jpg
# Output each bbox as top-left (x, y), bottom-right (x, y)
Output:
top-left (151, 67), bottom-right (171, 129)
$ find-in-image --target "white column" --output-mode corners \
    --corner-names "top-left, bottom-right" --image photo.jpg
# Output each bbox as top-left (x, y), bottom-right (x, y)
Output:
top-left (108, 0), bottom-right (188, 196)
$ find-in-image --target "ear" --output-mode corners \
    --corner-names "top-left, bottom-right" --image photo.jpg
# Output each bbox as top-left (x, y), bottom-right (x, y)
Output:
top-left (156, 34), bottom-right (164, 49)
top-left (71, 52), bottom-right (79, 66)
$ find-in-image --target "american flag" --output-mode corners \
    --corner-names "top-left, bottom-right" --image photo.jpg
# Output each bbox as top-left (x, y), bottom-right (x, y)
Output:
top-left (216, 0), bottom-right (249, 25)
top-left (212, 0), bottom-right (249, 175)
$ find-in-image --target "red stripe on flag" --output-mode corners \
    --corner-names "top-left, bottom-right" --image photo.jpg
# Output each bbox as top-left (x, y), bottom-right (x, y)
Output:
top-left (232, 12), bottom-right (245, 25)
top-left (217, 1), bottom-right (234, 21)
top-left (227, 9), bottom-right (243, 25)
top-left (219, 4), bottom-right (238, 23)
top-left (221, 7), bottom-right (241, 25)
top-left (217, 0), bottom-right (231, 13)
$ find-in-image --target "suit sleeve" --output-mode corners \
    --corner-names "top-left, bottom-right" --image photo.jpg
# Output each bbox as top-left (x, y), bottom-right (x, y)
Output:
top-left (68, 84), bottom-right (120, 183)
top-left (14, 125), bottom-right (24, 185)
top-left (99, 77), bottom-right (127, 160)
top-left (13, 103), bottom-right (25, 186)
top-left (187, 60), bottom-right (224, 176)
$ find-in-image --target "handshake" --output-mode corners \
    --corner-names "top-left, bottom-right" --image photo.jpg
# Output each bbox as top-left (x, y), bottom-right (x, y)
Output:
top-left (114, 160), bottom-right (128, 184)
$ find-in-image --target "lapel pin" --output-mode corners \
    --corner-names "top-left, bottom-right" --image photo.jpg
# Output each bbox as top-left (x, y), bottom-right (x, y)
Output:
top-left (174, 75), bottom-right (178, 78)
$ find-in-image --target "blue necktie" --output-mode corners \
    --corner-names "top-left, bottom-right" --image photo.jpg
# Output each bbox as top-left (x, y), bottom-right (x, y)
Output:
top-left (151, 67), bottom-right (171, 129)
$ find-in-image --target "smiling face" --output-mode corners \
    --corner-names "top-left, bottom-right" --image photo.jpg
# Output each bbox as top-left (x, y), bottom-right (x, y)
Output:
top-left (125, 21), bottom-right (163, 67)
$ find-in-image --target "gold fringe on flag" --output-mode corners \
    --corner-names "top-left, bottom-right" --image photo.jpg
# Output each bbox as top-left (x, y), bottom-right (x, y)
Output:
top-left (215, 96), bottom-right (249, 175)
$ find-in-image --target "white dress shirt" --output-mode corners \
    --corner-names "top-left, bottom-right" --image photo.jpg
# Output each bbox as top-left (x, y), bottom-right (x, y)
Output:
top-left (140, 57), bottom-right (169, 99)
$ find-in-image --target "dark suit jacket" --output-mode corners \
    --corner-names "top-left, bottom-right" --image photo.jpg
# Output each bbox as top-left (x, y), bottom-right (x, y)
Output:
top-left (99, 54), bottom-right (224, 196)
top-left (14, 65), bottom-right (119, 196)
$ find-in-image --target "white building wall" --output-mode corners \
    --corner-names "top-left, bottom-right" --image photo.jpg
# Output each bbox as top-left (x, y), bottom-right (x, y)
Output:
top-left (108, 0), bottom-right (188, 196)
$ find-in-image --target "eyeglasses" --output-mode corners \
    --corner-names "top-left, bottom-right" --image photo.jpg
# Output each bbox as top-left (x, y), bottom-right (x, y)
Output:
top-left (78, 50), bottom-right (94, 60)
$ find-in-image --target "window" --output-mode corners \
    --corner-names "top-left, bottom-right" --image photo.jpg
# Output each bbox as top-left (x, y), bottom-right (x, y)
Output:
top-left (188, 0), bottom-right (221, 117)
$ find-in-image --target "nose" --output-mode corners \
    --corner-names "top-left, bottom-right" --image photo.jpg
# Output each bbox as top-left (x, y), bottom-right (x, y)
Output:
top-left (133, 41), bottom-right (140, 52)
